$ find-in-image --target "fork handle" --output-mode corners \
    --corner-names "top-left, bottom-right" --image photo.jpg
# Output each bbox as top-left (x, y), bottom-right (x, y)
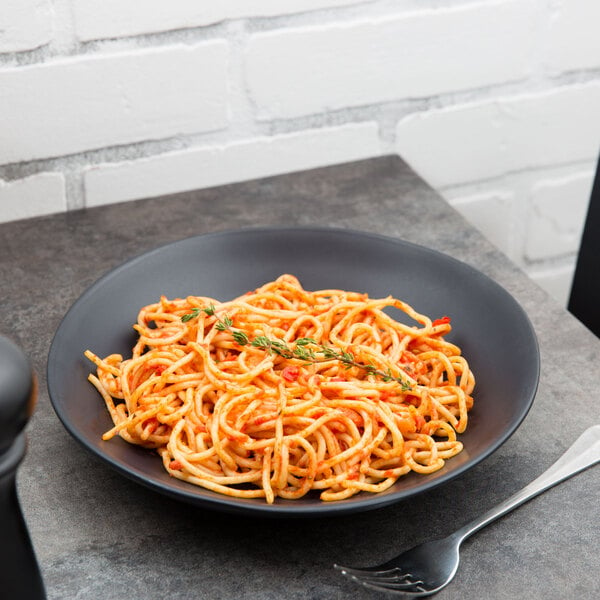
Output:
top-left (453, 425), bottom-right (600, 544)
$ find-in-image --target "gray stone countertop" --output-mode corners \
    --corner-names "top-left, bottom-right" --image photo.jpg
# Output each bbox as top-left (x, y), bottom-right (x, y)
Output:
top-left (1, 156), bottom-right (598, 599)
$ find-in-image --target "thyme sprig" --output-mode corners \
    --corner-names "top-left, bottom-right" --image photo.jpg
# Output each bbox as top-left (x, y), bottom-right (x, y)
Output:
top-left (181, 307), bottom-right (412, 391)
top-left (180, 303), bottom-right (217, 322)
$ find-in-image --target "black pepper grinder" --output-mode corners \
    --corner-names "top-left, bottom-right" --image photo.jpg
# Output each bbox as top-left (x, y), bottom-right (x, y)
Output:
top-left (0, 335), bottom-right (46, 599)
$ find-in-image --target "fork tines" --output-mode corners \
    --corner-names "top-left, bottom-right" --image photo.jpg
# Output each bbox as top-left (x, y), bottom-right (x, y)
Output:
top-left (334, 564), bottom-right (427, 593)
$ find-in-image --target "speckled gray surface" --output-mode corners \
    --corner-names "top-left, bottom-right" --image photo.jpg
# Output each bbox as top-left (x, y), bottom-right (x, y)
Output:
top-left (1, 156), bottom-right (598, 599)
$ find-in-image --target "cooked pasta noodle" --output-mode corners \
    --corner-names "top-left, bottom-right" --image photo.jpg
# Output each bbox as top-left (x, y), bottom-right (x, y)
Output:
top-left (85, 274), bottom-right (475, 503)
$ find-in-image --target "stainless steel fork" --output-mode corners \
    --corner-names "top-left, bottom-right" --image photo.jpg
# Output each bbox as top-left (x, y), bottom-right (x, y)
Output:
top-left (335, 424), bottom-right (600, 597)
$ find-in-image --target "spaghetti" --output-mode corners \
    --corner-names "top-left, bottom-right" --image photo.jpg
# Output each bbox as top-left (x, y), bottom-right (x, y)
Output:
top-left (85, 274), bottom-right (475, 503)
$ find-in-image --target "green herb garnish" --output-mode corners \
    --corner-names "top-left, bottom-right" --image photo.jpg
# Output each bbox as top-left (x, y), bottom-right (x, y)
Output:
top-left (209, 313), bottom-right (413, 391)
top-left (181, 304), bottom-right (216, 321)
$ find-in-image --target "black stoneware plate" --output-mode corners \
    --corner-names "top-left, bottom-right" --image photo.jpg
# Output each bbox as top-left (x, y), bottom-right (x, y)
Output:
top-left (47, 227), bottom-right (539, 517)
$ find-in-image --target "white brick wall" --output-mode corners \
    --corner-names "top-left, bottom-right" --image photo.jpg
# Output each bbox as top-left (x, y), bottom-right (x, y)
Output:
top-left (72, 0), bottom-right (369, 41)
top-left (0, 43), bottom-right (229, 164)
top-left (84, 124), bottom-right (382, 206)
top-left (546, 0), bottom-right (600, 73)
top-left (246, 0), bottom-right (541, 119)
top-left (525, 171), bottom-right (594, 261)
top-left (0, 0), bottom-right (52, 53)
top-left (1, 0), bottom-right (599, 307)
top-left (394, 83), bottom-right (600, 187)
top-left (0, 173), bottom-right (65, 222)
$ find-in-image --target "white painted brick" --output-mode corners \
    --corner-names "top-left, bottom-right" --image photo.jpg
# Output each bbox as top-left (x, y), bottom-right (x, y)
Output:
top-left (83, 123), bottom-right (382, 207)
top-left (395, 82), bottom-right (600, 188)
top-left (449, 191), bottom-right (514, 256)
top-left (245, 0), bottom-right (541, 119)
top-left (0, 0), bottom-right (52, 53)
top-left (546, 0), bottom-right (600, 73)
top-left (0, 42), bottom-right (229, 165)
top-left (0, 173), bottom-right (66, 223)
top-left (524, 171), bottom-right (594, 261)
top-left (529, 263), bottom-right (575, 308)
top-left (73, 0), bottom-right (369, 41)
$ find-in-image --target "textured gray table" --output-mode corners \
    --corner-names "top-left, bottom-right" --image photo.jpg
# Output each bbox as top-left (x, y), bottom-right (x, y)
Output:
top-left (1, 156), bottom-right (598, 599)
